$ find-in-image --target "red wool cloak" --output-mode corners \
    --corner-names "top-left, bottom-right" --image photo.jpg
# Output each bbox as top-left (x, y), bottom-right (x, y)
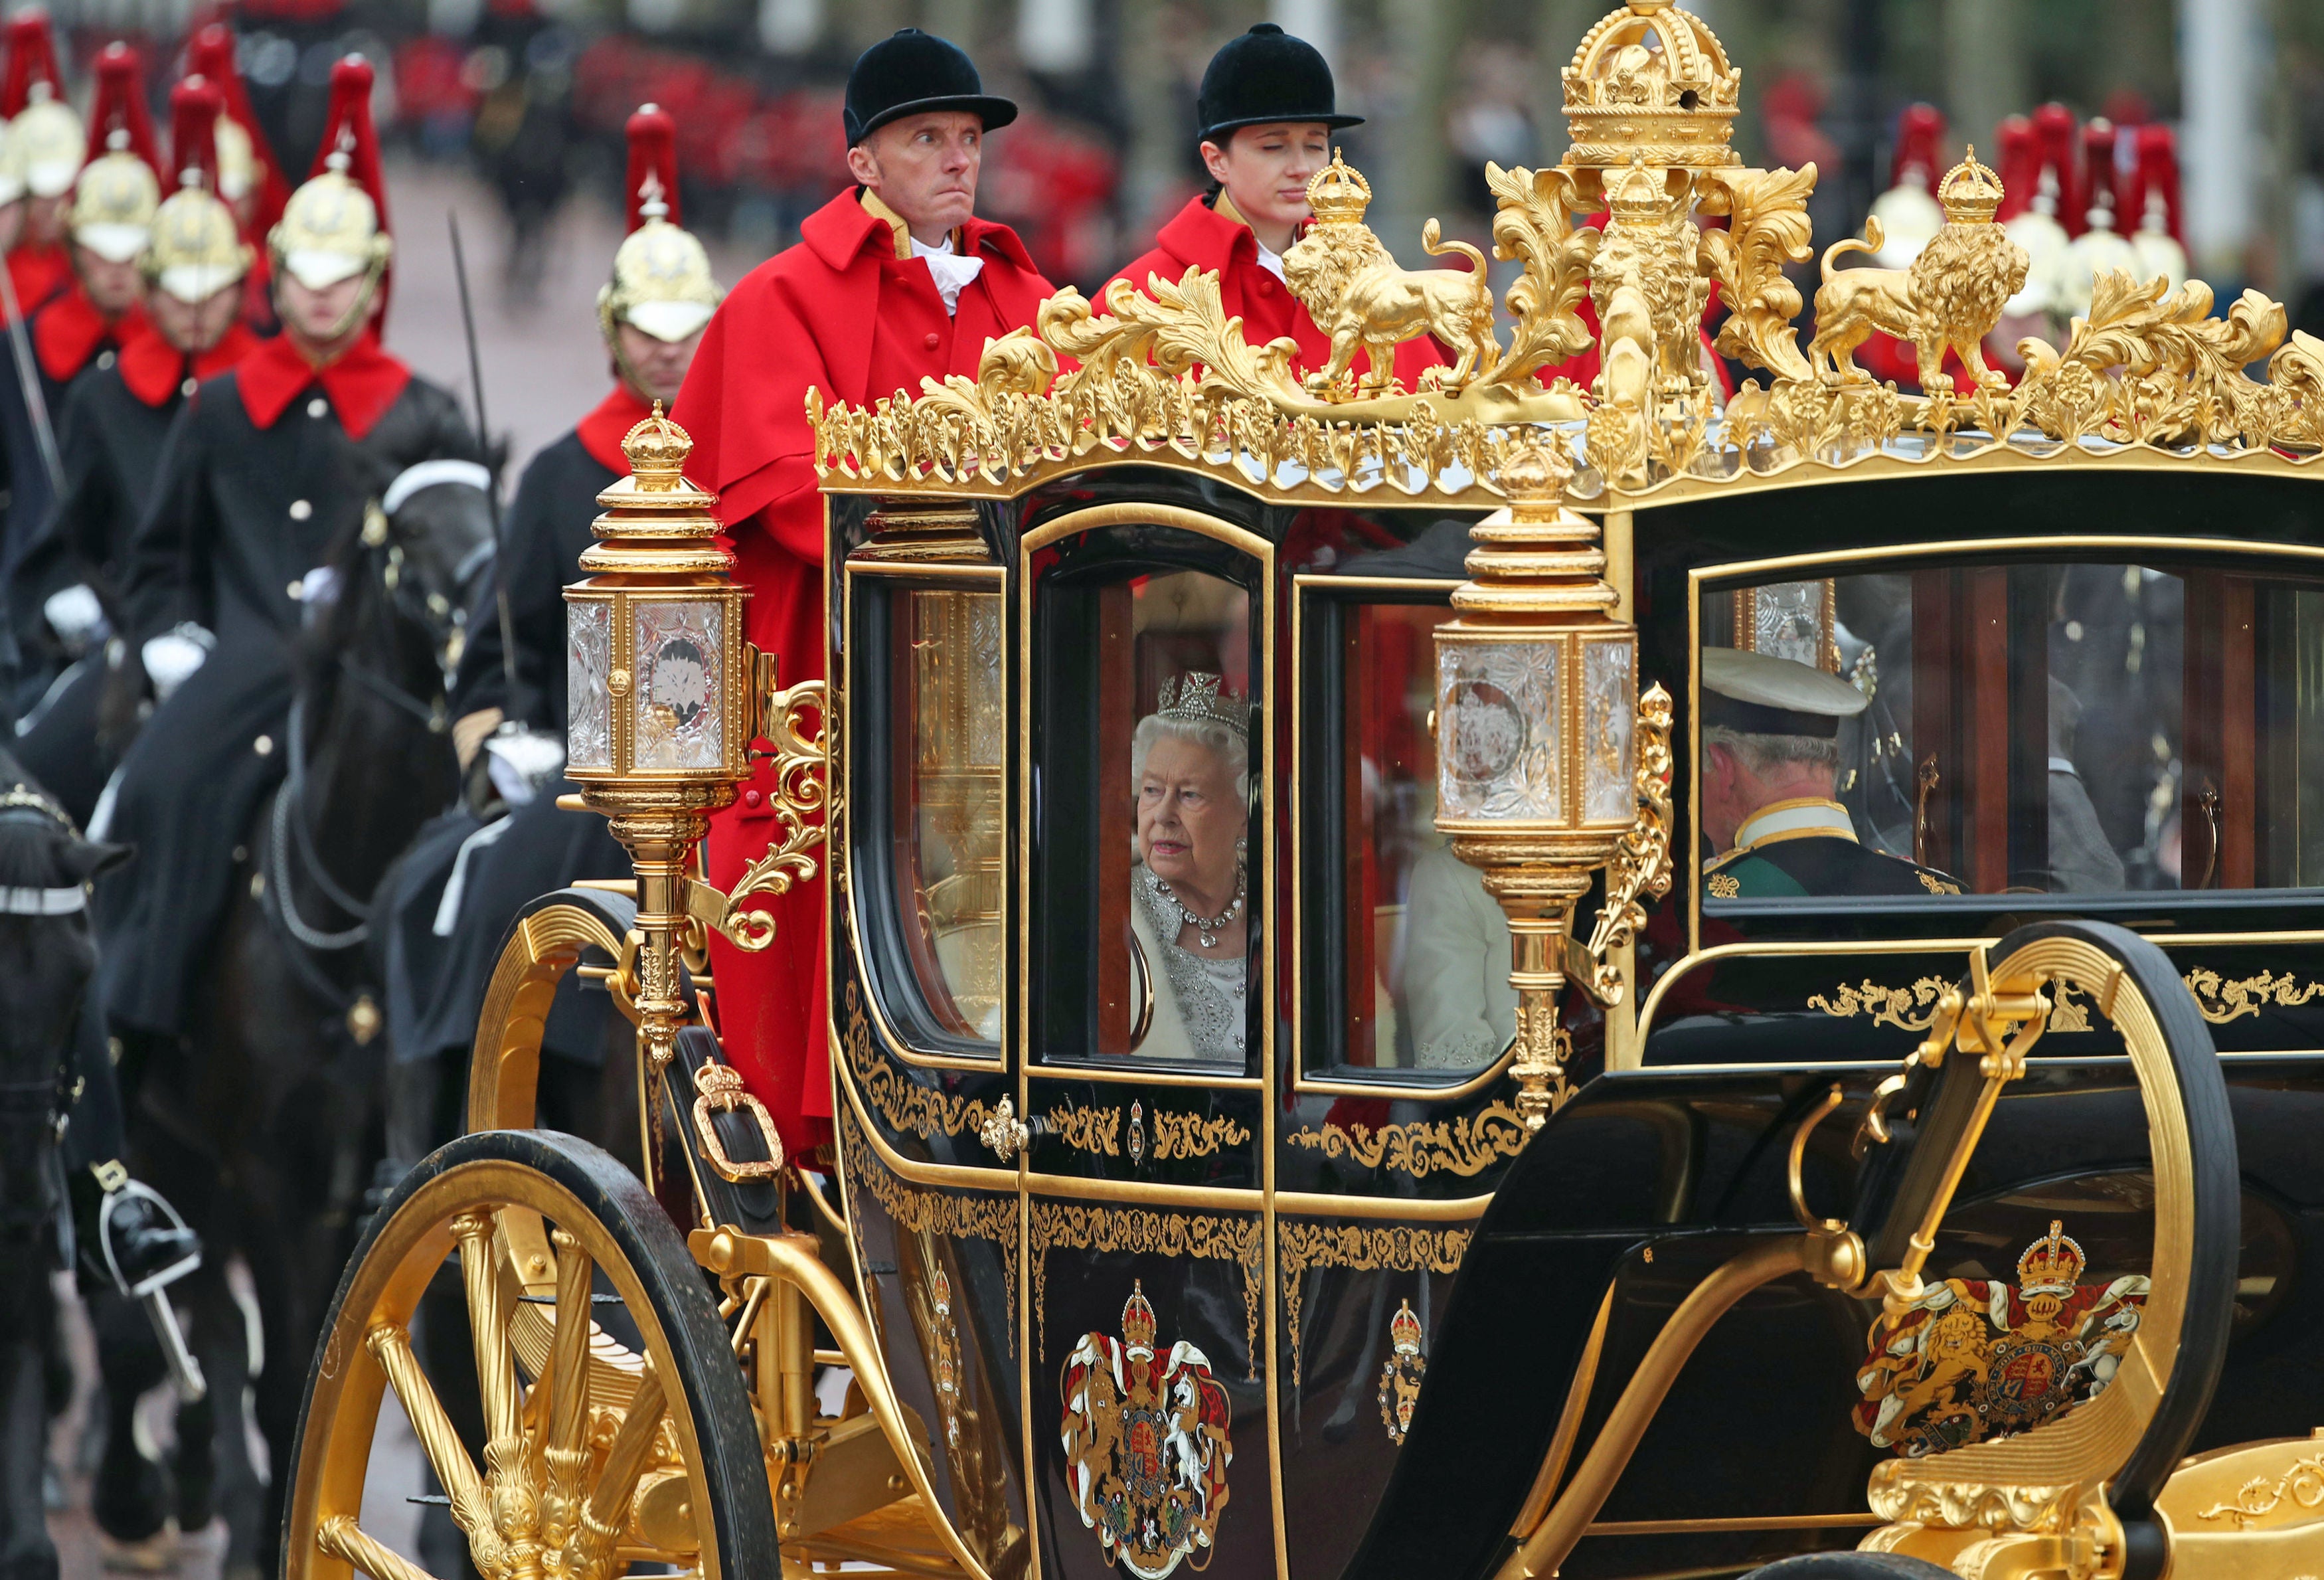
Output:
top-left (671, 187), bottom-right (1054, 1160)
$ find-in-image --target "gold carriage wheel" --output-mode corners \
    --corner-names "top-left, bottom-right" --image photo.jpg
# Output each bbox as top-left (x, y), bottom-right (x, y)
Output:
top-left (283, 1130), bottom-right (779, 1580)
top-left (467, 891), bottom-right (637, 1135)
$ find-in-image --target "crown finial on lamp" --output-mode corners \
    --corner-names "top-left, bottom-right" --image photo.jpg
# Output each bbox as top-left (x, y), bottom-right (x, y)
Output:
top-left (621, 401), bottom-right (695, 489)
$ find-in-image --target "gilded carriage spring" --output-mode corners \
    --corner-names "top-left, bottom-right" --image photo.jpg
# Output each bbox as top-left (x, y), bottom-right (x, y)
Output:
top-left (287, 4), bottom-right (2324, 1580)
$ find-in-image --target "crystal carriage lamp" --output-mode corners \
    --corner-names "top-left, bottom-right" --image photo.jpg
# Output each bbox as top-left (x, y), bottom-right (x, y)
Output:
top-left (1434, 442), bottom-right (1673, 1131)
top-left (562, 406), bottom-right (756, 1071)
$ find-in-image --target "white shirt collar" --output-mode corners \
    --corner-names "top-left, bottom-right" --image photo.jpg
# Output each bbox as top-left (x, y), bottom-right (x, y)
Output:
top-left (910, 232), bottom-right (984, 316)
top-left (1253, 238), bottom-right (1287, 282)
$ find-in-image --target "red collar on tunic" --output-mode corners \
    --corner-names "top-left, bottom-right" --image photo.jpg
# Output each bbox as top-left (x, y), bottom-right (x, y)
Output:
top-left (1149, 193), bottom-right (1309, 278)
top-left (5, 242), bottom-right (69, 317)
top-left (797, 187), bottom-right (1041, 280)
top-left (33, 288), bottom-right (143, 384)
top-left (116, 321), bottom-right (260, 408)
top-left (235, 330), bottom-right (411, 440)
top-left (575, 384), bottom-right (652, 474)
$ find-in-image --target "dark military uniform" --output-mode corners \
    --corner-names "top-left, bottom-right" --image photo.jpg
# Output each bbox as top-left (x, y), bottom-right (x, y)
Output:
top-left (1702, 799), bottom-right (1961, 900)
top-left (95, 337), bottom-right (479, 1035)
top-left (10, 326), bottom-right (259, 821)
top-left (376, 394), bottom-right (638, 1107)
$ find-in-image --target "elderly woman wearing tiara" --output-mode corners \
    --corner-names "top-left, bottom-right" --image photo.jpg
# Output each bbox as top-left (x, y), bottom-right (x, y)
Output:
top-left (1129, 673), bottom-right (1252, 1062)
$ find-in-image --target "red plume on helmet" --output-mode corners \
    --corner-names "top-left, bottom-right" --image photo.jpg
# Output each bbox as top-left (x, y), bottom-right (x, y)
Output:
top-left (167, 75), bottom-right (224, 195)
top-left (2126, 123), bottom-right (2183, 244)
top-left (189, 23), bottom-right (291, 234)
top-left (2080, 117), bottom-right (2121, 231)
top-left (84, 43), bottom-right (164, 181)
top-left (1, 10), bottom-right (64, 119)
top-left (309, 54), bottom-right (390, 239)
top-left (623, 103), bottom-right (681, 232)
top-left (1993, 115), bottom-right (2037, 222)
top-left (2031, 102), bottom-right (2082, 236)
top-left (1888, 102), bottom-right (1945, 191)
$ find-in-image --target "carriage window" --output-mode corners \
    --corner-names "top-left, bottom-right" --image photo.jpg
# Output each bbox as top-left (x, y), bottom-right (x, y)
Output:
top-left (857, 582), bottom-right (1005, 1052)
top-left (1031, 528), bottom-right (1260, 1069)
top-left (1302, 588), bottom-right (1513, 1076)
top-left (1698, 561), bottom-right (2324, 905)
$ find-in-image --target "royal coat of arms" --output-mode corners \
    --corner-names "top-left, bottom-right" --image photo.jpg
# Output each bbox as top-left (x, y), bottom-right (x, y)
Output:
top-left (1854, 1220), bottom-right (2149, 1458)
top-left (1377, 1299), bottom-right (1427, 1445)
top-left (1059, 1280), bottom-right (1234, 1577)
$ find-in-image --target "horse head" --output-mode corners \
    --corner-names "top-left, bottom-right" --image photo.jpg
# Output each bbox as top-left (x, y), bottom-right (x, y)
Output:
top-left (0, 756), bottom-right (128, 1074)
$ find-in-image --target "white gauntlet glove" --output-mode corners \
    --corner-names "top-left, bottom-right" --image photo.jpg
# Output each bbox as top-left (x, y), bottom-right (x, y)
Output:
top-left (42, 583), bottom-right (106, 653)
top-left (141, 623), bottom-right (215, 703)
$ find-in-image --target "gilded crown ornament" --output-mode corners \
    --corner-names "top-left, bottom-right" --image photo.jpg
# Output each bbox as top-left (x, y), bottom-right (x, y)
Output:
top-left (1119, 1281), bottom-right (1158, 1353)
top-left (1303, 149), bottom-right (1372, 226)
top-left (1560, 0), bottom-right (1740, 170)
top-left (2016, 1219), bottom-right (2086, 1296)
top-left (1388, 1298), bottom-right (1423, 1356)
top-left (1936, 147), bottom-right (2005, 224)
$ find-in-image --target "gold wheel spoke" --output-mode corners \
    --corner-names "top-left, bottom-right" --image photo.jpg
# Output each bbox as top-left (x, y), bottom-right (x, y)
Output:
top-left (542, 1228), bottom-right (596, 1541)
top-left (365, 1325), bottom-right (487, 1523)
top-left (452, 1209), bottom-right (522, 1447)
top-left (317, 1515), bottom-right (444, 1580)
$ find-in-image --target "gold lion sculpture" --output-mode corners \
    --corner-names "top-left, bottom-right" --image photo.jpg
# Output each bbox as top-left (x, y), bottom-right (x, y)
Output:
top-left (1283, 151), bottom-right (1500, 397)
top-left (1806, 149), bottom-right (2029, 394)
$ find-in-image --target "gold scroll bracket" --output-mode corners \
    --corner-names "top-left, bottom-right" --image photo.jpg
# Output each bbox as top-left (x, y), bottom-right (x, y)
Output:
top-left (1565, 683), bottom-right (1676, 1006)
top-left (709, 658), bottom-right (832, 952)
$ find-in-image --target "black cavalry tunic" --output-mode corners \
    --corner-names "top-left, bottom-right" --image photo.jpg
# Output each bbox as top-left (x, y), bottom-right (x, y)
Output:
top-left (96, 359), bottom-right (480, 1035)
top-left (9, 366), bottom-right (194, 820)
top-left (378, 416), bottom-right (629, 1077)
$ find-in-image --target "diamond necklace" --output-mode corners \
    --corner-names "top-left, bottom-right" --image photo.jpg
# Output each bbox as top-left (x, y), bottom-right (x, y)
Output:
top-left (1152, 867), bottom-right (1246, 949)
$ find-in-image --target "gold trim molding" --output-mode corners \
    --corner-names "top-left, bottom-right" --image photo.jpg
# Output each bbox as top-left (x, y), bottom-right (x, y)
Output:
top-left (841, 984), bottom-right (1001, 1144)
top-left (1811, 969), bottom-right (2324, 1033)
top-left (1277, 1223), bottom-right (1471, 1386)
top-left (1043, 1104), bottom-right (1250, 1161)
top-left (1028, 1202), bottom-right (1261, 1375)
top-left (1285, 1102), bottom-right (1529, 1180)
top-left (837, 1110), bottom-right (1021, 1355)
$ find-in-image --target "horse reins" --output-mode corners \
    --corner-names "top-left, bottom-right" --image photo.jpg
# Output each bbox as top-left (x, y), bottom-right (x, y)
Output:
top-left (0, 785), bottom-right (90, 917)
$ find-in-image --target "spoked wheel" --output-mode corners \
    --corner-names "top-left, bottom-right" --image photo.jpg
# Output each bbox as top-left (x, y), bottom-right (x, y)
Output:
top-left (283, 1129), bottom-right (778, 1580)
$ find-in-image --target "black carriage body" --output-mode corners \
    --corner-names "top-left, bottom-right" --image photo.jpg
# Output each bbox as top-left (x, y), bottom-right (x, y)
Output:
top-left (820, 456), bottom-right (2324, 1580)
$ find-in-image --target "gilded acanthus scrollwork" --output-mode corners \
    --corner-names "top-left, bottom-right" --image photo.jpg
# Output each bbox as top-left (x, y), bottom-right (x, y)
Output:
top-left (807, 0), bottom-right (2323, 509)
top-left (1029, 1202), bottom-right (1261, 1375)
top-left (1807, 978), bottom-right (1950, 1032)
top-left (1286, 1103), bottom-right (1527, 1180)
top-left (718, 677), bottom-right (831, 950)
top-left (1276, 1222), bottom-right (1471, 1385)
top-left (1578, 683), bottom-right (1675, 1004)
top-left (1150, 1112), bottom-right (1250, 1160)
top-left (1815, 968), bottom-right (2324, 1035)
top-left (841, 984), bottom-right (1001, 1144)
top-left (837, 1110), bottom-right (1019, 1353)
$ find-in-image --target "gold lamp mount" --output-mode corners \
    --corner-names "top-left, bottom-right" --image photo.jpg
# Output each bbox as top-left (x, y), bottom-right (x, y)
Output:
top-left (1433, 440), bottom-right (1673, 1130)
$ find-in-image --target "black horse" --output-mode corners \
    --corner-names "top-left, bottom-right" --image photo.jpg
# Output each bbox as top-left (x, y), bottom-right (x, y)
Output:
top-left (0, 753), bottom-right (129, 1580)
top-left (104, 476), bottom-right (493, 1580)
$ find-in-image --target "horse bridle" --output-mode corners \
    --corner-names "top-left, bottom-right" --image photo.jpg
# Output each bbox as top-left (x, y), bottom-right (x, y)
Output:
top-left (0, 784), bottom-right (90, 917)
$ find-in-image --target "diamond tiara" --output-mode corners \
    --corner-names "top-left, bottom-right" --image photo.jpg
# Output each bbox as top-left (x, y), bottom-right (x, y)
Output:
top-left (1156, 672), bottom-right (1251, 734)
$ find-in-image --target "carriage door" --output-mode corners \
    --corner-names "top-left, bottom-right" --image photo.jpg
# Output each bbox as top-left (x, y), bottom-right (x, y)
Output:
top-left (829, 531), bottom-right (1030, 1576)
top-left (1021, 507), bottom-right (1276, 1580)
top-left (1276, 571), bottom-right (1519, 1580)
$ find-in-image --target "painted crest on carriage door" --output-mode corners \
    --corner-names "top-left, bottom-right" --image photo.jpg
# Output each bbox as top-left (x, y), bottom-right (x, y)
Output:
top-left (1377, 1299), bottom-right (1427, 1445)
top-left (1059, 1280), bottom-right (1234, 1577)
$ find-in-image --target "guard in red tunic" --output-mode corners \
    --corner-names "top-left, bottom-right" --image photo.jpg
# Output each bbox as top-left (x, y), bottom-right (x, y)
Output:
top-left (2, 46), bottom-right (162, 584)
top-left (671, 28), bottom-right (1054, 1156)
top-left (1112, 24), bottom-right (1442, 392)
top-left (1, 10), bottom-right (80, 314)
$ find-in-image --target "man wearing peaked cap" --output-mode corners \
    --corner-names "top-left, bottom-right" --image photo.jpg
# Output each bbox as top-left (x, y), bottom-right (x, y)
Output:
top-left (669, 27), bottom-right (1054, 1158)
top-left (1110, 24), bottom-right (1445, 393)
top-left (2, 9), bottom-right (79, 314)
top-left (93, 55), bottom-right (484, 1076)
top-left (1699, 647), bottom-right (1963, 901)
top-left (370, 103), bottom-right (720, 1152)
top-left (10, 74), bottom-right (259, 826)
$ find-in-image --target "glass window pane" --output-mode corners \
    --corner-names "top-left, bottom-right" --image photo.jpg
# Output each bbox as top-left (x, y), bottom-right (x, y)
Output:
top-left (1697, 559), bottom-right (2324, 905)
top-left (888, 588), bottom-right (1007, 1044)
top-left (1032, 533), bottom-right (1261, 1069)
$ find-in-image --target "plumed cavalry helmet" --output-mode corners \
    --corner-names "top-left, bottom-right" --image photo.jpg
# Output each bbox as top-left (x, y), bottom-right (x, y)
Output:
top-left (69, 44), bottom-right (164, 265)
top-left (5, 11), bottom-right (81, 201)
top-left (270, 55), bottom-right (392, 329)
top-left (598, 104), bottom-right (721, 356)
top-left (189, 24), bottom-right (287, 231)
top-left (143, 76), bottom-right (251, 305)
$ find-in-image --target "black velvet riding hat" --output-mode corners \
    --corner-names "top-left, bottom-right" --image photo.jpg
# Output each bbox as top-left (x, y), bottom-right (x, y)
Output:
top-left (844, 29), bottom-right (1018, 147)
top-left (1196, 23), bottom-right (1363, 145)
